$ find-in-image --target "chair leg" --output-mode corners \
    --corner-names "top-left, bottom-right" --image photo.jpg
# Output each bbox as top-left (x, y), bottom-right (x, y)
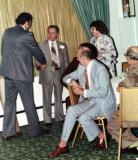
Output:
top-left (118, 128), bottom-right (122, 160)
top-left (71, 123), bottom-right (81, 148)
top-left (101, 119), bottom-right (107, 148)
top-left (80, 130), bottom-right (84, 139)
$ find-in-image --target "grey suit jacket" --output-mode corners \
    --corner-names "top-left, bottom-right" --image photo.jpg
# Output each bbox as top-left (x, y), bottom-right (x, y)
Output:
top-left (63, 59), bottom-right (117, 118)
top-left (0, 25), bottom-right (46, 82)
top-left (38, 40), bottom-right (69, 84)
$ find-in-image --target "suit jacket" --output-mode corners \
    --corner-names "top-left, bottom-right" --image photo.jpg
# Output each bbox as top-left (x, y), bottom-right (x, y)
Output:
top-left (38, 40), bottom-right (69, 84)
top-left (0, 25), bottom-right (46, 82)
top-left (63, 59), bottom-right (117, 118)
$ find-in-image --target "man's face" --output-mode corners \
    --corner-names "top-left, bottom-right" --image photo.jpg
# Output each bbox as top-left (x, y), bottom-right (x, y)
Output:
top-left (47, 28), bottom-right (59, 41)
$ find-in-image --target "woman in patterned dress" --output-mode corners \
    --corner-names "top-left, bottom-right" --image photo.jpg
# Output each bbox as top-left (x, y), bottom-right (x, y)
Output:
top-left (90, 20), bottom-right (117, 77)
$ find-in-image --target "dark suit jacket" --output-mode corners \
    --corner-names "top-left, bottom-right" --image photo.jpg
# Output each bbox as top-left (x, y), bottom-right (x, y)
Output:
top-left (0, 25), bottom-right (46, 82)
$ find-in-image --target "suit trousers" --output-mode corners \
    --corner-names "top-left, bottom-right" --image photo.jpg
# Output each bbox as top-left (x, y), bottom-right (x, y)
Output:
top-left (3, 77), bottom-right (43, 137)
top-left (42, 70), bottom-right (64, 123)
top-left (0, 77), bottom-right (5, 106)
top-left (61, 99), bottom-right (101, 142)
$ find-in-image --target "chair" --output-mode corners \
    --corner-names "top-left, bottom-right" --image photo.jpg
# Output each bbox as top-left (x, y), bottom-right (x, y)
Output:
top-left (122, 62), bottom-right (129, 73)
top-left (68, 86), bottom-right (107, 148)
top-left (118, 87), bottom-right (138, 160)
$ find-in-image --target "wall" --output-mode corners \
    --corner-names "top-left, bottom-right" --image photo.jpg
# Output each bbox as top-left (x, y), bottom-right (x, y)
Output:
top-left (109, 0), bottom-right (138, 75)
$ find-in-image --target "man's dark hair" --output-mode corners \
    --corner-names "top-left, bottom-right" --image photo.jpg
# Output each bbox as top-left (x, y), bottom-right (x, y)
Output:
top-left (15, 12), bottom-right (33, 25)
top-left (89, 20), bottom-right (108, 35)
top-left (79, 43), bottom-right (98, 59)
top-left (47, 25), bottom-right (60, 33)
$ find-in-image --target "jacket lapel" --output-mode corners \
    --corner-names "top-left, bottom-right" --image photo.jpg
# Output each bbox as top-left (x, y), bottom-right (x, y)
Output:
top-left (43, 40), bottom-right (52, 65)
top-left (57, 41), bottom-right (62, 66)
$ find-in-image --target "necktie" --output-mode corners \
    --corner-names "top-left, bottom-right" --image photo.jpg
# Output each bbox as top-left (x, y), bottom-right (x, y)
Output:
top-left (84, 69), bottom-right (89, 89)
top-left (51, 43), bottom-right (58, 69)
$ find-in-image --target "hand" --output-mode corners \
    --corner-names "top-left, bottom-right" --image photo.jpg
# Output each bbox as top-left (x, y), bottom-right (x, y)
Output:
top-left (70, 80), bottom-right (80, 87)
top-left (72, 86), bottom-right (84, 96)
top-left (40, 64), bottom-right (47, 69)
top-left (36, 64), bottom-right (47, 70)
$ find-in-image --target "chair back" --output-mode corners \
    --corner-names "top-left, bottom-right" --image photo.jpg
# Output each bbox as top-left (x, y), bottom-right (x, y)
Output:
top-left (122, 62), bottom-right (129, 73)
top-left (68, 86), bottom-right (79, 105)
top-left (119, 87), bottom-right (138, 123)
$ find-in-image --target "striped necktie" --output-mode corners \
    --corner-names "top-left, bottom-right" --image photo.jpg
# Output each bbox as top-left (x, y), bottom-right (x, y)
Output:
top-left (51, 43), bottom-right (58, 69)
top-left (84, 69), bottom-right (89, 89)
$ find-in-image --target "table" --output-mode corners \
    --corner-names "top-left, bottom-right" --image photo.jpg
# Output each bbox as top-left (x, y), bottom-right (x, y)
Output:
top-left (111, 75), bottom-right (124, 105)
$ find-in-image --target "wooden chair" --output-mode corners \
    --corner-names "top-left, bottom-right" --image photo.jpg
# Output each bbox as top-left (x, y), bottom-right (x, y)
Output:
top-left (118, 87), bottom-right (138, 160)
top-left (122, 62), bottom-right (129, 73)
top-left (68, 86), bottom-right (107, 148)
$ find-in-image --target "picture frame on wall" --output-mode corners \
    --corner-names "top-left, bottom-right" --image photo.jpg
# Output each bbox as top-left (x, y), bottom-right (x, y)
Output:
top-left (122, 0), bottom-right (136, 18)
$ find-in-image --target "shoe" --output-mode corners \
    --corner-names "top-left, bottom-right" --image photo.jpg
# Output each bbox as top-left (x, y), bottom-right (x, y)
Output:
top-left (121, 147), bottom-right (138, 154)
top-left (95, 141), bottom-right (105, 150)
top-left (48, 145), bottom-right (69, 158)
top-left (2, 132), bottom-right (23, 140)
top-left (16, 131), bottom-right (23, 137)
top-left (33, 128), bottom-right (50, 137)
top-left (45, 123), bottom-right (52, 128)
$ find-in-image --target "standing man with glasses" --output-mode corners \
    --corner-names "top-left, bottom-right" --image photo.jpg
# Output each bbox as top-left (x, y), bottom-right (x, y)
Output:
top-left (0, 12), bottom-right (49, 139)
top-left (36, 25), bottom-right (69, 128)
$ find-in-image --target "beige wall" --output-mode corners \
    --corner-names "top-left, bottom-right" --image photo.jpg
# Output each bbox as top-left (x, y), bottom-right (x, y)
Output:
top-left (0, 0), bottom-right (87, 61)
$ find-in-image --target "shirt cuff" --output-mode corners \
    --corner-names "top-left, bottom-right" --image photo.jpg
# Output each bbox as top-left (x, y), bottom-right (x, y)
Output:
top-left (66, 78), bottom-right (72, 85)
top-left (83, 89), bottom-right (87, 98)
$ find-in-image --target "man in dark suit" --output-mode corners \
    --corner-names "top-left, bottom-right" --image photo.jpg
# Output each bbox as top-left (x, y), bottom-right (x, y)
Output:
top-left (0, 12), bottom-right (48, 139)
top-left (36, 25), bottom-right (69, 126)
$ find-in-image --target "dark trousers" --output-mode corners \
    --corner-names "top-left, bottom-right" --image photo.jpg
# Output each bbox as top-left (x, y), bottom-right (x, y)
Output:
top-left (3, 77), bottom-right (42, 137)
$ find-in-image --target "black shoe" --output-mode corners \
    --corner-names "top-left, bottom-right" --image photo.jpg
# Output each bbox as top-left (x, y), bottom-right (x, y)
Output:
top-left (121, 147), bottom-right (138, 154)
top-left (45, 123), bottom-right (52, 129)
top-left (33, 128), bottom-right (50, 137)
top-left (2, 132), bottom-right (23, 140)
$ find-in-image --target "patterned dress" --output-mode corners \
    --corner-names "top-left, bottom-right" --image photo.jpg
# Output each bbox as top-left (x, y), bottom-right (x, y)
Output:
top-left (90, 34), bottom-right (117, 77)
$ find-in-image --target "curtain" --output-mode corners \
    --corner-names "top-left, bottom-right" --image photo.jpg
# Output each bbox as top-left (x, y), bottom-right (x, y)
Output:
top-left (0, 0), bottom-right (87, 61)
top-left (72, 0), bottom-right (110, 39)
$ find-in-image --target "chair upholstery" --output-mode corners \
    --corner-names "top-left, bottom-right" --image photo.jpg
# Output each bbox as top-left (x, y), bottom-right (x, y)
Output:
top-left (118, 87), bottom-right (138, 160)
top-left (68, 86), bottom-right (107, 148)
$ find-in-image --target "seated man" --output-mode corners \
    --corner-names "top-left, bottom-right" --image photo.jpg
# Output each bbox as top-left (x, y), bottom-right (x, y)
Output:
top-left (107, 46), bottom-right (138, 153)
top-left (48, 43), bottom-right (117, 158)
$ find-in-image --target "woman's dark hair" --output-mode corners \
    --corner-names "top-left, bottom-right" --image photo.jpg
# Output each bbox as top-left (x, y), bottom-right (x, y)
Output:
top-left (47, 25), bottom-right (60, 33)
top-left (15, 12), bottom-right (33, 25)
top-left (79, 43), bottom-right (98, 59)
top-left (89, 20), bottom-right (108, 35)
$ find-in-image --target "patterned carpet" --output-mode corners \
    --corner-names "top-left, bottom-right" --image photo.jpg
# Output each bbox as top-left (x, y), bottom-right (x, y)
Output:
top-left (0, 122), bottom-right (137, 160)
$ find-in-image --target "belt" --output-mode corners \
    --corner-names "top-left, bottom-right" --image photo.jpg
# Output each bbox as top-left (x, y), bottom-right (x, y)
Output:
top-left (51, 66), bottom-right (60, 71)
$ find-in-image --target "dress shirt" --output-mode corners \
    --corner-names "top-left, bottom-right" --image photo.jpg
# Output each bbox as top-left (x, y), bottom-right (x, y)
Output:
top-left (48, 40), bottom-right (60, 67)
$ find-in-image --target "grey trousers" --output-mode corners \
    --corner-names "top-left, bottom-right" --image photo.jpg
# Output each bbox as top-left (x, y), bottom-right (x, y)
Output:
top-left (42, 71), bottom-right (64, 123)
top-left (3, 77), bottom-right (43, 137)
top-left (61, 100), bottom-right (102, 142)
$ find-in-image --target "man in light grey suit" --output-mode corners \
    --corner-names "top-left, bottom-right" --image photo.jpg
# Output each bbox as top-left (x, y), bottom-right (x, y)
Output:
top-left (36, 25), bottom-right (69, 126)
top-left (0, 12), bottom-right (48, 139)
top-left (49, 43), bottom-right (117, 158)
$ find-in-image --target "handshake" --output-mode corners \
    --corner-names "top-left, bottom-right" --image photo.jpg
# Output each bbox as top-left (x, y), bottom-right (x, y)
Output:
top-left (36, 64), bottom-right (47, 70)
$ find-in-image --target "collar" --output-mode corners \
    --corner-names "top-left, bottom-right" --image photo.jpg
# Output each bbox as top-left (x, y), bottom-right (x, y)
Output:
top-left (86, 60), bottom-right (93, 71)
top-left (48, 40), bottom-right (57, 45)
